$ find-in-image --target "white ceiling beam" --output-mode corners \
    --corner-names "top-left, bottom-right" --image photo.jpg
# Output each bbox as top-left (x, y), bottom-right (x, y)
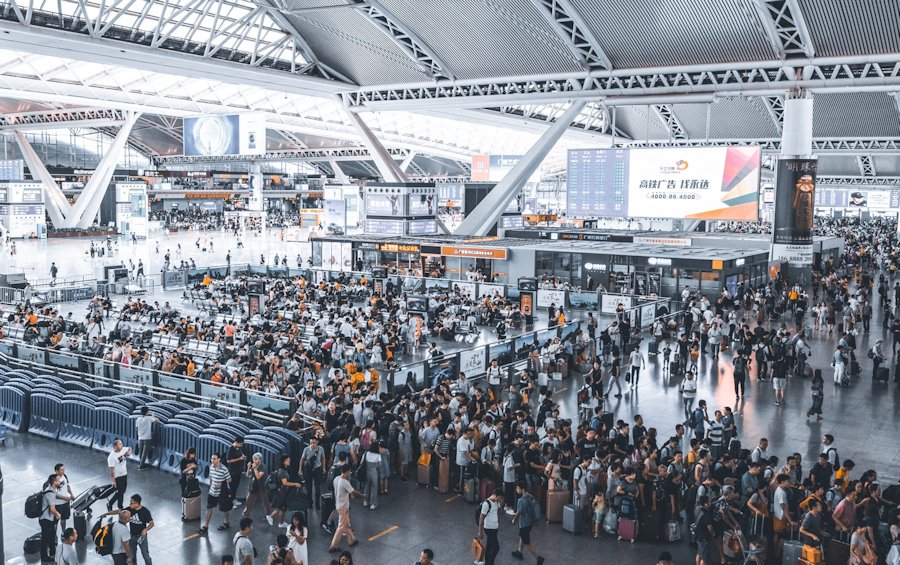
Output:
top-left (856, 155), bottom-right (875, 177)
top-left (0, 19), bottom-right (348, 98)
top-left (752, 0), bottom-right (815, 59)
top-left (528, 0), bottom-right (612, 70)
top-left (651, 104), bottom-right (688, 141)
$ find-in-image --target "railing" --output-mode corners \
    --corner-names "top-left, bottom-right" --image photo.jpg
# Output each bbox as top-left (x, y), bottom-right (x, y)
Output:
top-left (387, 318), bottom-right (585, 391)
top-left (0, 338), bottom-right (315, 427)
top-left (0, 283), bottom-right (96, 306)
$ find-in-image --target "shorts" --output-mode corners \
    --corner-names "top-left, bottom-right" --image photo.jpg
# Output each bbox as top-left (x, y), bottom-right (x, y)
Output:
top-left (207, 494), bottom-right (219, 508)
top-left (519, 525), bottom-right (532, 545)
top-left (698, 540), bottom-right (717, 564)
top-left (773, 378), bottom-right (785, 390)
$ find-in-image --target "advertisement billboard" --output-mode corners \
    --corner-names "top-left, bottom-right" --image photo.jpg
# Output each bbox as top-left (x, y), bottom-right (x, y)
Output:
top-left (814, 189), bottom-right (900, 209)
top-left (772, 158), bottom-right (817, 265)
top-left (324, 199), bottom-right (347, 235)
top-left (407, 194), bottom-right (434, 216)
top-left (365, 193), bottom-right (403, 216)
top-left (567, 146), bottom-right (761, 220)
top-left (471, 154), bottom-right (523, 182)
top-left (183, 113), bottom-right (266, 156)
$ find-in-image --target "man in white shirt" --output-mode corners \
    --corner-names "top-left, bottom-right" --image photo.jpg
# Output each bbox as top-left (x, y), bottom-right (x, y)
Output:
top-left (476, 489), bottom-right (504, 565)
top-left (111, 509), bottom-right (133, 565)
top-left (628, 348), bottom-right (645, 389)
top-left (107, 439), bottom-right (132, 512)
top-left (135, 407), bottom-right (160, 471)
top-left (232, 518), bottom-right (255, 565)
top-left (330, 465), bottom-right (363, 552)
top-left (455, 429), bottom-right (475, 494)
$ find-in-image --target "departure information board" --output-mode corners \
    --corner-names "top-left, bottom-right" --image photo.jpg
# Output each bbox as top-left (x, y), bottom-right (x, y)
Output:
top-left (566, 149), bottom-right (629, 216)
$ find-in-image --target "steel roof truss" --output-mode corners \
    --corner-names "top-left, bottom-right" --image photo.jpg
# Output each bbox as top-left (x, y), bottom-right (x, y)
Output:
top-left (528, 0), bottom-right (612, 71)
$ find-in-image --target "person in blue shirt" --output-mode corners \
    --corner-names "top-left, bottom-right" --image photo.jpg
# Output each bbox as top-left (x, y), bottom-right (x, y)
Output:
top-left (510, 482), bottom-right (544, 565)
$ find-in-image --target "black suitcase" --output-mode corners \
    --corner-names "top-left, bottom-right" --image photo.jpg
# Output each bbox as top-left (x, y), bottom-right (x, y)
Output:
top-left (72, 484), bottom-right (117, 513)
top-left (23, 533), bottom-right (41, 554)
top-left (876, 367), bottom-right (890, 382)
top-left (850, 360), bottom-right (861, 375)
top-left (74, 509), bottom-right (88, 541)
top-left (320, 492), bottom-right (335, 525)
top-left (648, 341), bottom-right (659, 356)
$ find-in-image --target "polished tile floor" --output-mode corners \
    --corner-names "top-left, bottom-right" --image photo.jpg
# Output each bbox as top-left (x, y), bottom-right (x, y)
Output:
top-left (2, 232), bottom-right (899, 565)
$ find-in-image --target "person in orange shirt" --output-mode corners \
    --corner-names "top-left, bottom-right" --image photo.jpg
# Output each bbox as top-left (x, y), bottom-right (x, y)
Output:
top-left (835, 460), bottom-right (855, 493)
top-left (557, 307), bottom-right (566, 326)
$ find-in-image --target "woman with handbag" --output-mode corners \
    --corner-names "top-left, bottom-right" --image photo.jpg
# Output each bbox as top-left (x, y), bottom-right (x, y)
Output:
top-left (806, 369), bottom-right (825, 420)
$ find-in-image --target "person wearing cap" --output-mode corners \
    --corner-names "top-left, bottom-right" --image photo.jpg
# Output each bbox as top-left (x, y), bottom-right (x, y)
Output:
top-left (849, 191), bottom-right (867, 206)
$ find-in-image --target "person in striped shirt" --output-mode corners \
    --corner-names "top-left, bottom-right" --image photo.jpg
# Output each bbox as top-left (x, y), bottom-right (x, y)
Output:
top-left (707, 410), bottom-right (725, 459)
top-left (199, 453), bottom-right (232, 535)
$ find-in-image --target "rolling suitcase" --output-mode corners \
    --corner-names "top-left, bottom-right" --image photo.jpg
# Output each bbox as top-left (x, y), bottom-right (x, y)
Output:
top-left (557, 358), bottom-right (569, 378)
top-left (639, 508), bottom-right (662, 543)
top-left (648, 341), bottom-right (658, 356)
top-left (877, 367), bottom-right (890, 382)
top-left (74, 509), bottom-right (88, 540)
top-left (617, 517), bottom-right (638, 542)
top-left (463, 478), bottom-right (479, 503)
top-left (783, 539), bottom-right (803, 565)
top-left (529, 481), bottom-right (547, 512)
top-left (181, 496), bottom-right (201, 521)
top-left (417, 462), bottom-right (431, 486)
top-left (850, 360), bottom-right (861, 375)
top-left (72, 484), bottom-right (117, 513)
top-left (563, 504), bottom-right (583, 534)
top-left (438, 459), bottom-right (450, 494)
top-left (826, 533), bottom-right (850, 565)
top-left (320, 492), bottom-right (335, 525)
top-left (546, 490), bottom-right (567, 522)
top-left (479, 478), bottom-right (495, 502)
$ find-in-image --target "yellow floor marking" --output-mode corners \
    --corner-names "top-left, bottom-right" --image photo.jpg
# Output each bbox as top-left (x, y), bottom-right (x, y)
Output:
top-left (368, 525), bottom-right (399, 542)
top-left (183, 533), bottom-right (201, 542)
top-left (445, 495), bottom-right (460, 502)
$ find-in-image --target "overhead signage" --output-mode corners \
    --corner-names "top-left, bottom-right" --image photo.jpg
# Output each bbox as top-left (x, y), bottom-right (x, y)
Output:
top-left (0, 159), bottom-right (24, 181)
top-left (376, 242), bottom-right (420, 253)
top-left (440, 246), bottom-right (508, 260)
top-left (471, 154), bottom-right (526, 182)
top-left (364, 219), bottom-right (404, 236)
top-left (647, 257), bottom-right (672, 266)
top-left (407, 219), bottom-right (438, 236)
top-left (633, 236), bottom-right (692, 246)
top-left (567, 146), bottom-right (761, 220)
top-left (814, 188), bottom-right (900, 209)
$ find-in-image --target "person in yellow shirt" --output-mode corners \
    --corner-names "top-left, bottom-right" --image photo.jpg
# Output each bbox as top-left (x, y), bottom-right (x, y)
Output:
top-left (834, 460), bottom-right (855, 494)
top-left (557, 307), bottom-right (566, 326)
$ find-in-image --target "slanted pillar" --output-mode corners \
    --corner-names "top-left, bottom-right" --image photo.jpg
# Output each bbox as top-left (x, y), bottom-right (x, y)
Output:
top-left (400, 151), bottom-right (417, 172)
top-left (329, 159), bottom-right (350, 184)
top-left (14, 131), bottom-right (70, 228)
top-left (337, 97), bottom-right (407, 183)
top-left (71, 112), bottom-right (141, 228)
top-left (455, 100), bottom-right (587, 236)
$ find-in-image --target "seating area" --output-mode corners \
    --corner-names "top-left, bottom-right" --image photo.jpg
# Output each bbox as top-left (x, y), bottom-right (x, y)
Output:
top-left (0, 364), bottom-right (307, 486)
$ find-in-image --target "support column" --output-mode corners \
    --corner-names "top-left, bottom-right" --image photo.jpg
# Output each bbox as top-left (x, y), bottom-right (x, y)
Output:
top-left (400, 150), bottom-right (417, 172)
top-left (771, 95), bottom-right (816, 279)
top-left (14, 131), bottom-right (70, 227)
top-left (337, 96), bottom-right (407, 183)
top-left (249, 161), bottom-right (264, 212)
top-left (329, 159), bottom-right (350, 184)
top-left (71, 112), bottom-right (141, 228)
top-left (455, 100), bottom-right (587, 236)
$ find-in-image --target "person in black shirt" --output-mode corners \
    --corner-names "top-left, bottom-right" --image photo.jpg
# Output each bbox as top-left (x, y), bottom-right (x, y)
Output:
top-left (808, 454), bottom-right (833, 490)
top-left (128, 494), bottom-right (154, 565)
top-left (632, 415), bottom-right (647, 446)
top-left (799, 499), bottom-right (826, 547)
top-left (226, 438), bottom-right (247, 504)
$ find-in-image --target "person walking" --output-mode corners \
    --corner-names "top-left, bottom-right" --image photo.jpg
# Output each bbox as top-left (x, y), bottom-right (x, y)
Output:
top-left (604, 351), bottom-right (623, 398)
top-left (628, 347), bottom-right (645, 389)
top-left (511, 482), bottom-right (545, 565)
top-left (806, 369), bottom-right (824, 420)
top-left (232, 518), bottom-right (255, 565)
top-left (135, 407), bottom-right (160, 470)
top-left (106, 439), bottom-right (132, 511)
top-left (329, 464), bottom-right (363, 553)
top-left (476, 488), bottom-right (504, 565)
top-left (300, 437), bottom-right (326, 510)
top-left (55, 528), bottom-right (78, 565)
top-left (679, 371), bottom-right (698, 422)
top-left (732, 351), bottom-right (749, 400)
top-left (199, 453), bottom-right (232, 535)
top-left (38, 473), bottom-right (62, 563)
top-left (111, 509), bottom-right (133, 565)
top-left (266, 455), bottom-right (303, 528)
top-left (126, 494), bottom-right (154, 565)
top-left (242, 453), bottom-right (272, 519)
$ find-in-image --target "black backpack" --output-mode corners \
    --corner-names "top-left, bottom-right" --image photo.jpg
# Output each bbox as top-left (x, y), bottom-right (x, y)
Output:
top-left (24, 490), bottom-right (49, 519)
top-left (92, 520), bottom-right (114, 556)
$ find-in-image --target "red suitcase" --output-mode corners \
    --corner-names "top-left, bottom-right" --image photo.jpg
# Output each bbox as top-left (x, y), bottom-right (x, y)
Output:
top-left (438, 459), bottom-right (450, 494)
top-left (479, 478), bottom-right (495, 501)
top-left (618, 517), bottom-right (638, 542)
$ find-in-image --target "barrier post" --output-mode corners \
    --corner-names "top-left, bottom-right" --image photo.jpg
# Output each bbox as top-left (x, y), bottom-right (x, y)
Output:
top-left (0, 463), bottom-right (4, 563)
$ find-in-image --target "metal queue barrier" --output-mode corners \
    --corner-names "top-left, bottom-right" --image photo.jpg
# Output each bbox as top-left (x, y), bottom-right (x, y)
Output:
top-left (0, 340), bottom-right (322, 485)
top-left (388, 318), bottom-right (585, 392)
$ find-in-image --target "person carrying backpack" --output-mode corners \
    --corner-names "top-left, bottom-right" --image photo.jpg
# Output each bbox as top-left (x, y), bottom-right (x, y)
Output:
top-left (476, 488), bottom-right (505, 565)
top-left (510, 482), bottom-right (545, 565)
top-left (34, 473), bottom-right (62, 562)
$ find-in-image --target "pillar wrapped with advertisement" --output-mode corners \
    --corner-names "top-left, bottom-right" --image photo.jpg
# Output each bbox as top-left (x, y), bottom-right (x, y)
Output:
top-left (772, 158), bottom-right (817, 265)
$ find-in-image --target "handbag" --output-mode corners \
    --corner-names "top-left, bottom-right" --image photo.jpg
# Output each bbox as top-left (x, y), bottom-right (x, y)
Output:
top-left (218, 483), bottom-right (234, 512)
top-left (471, 537), bottom-right (485, 560)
